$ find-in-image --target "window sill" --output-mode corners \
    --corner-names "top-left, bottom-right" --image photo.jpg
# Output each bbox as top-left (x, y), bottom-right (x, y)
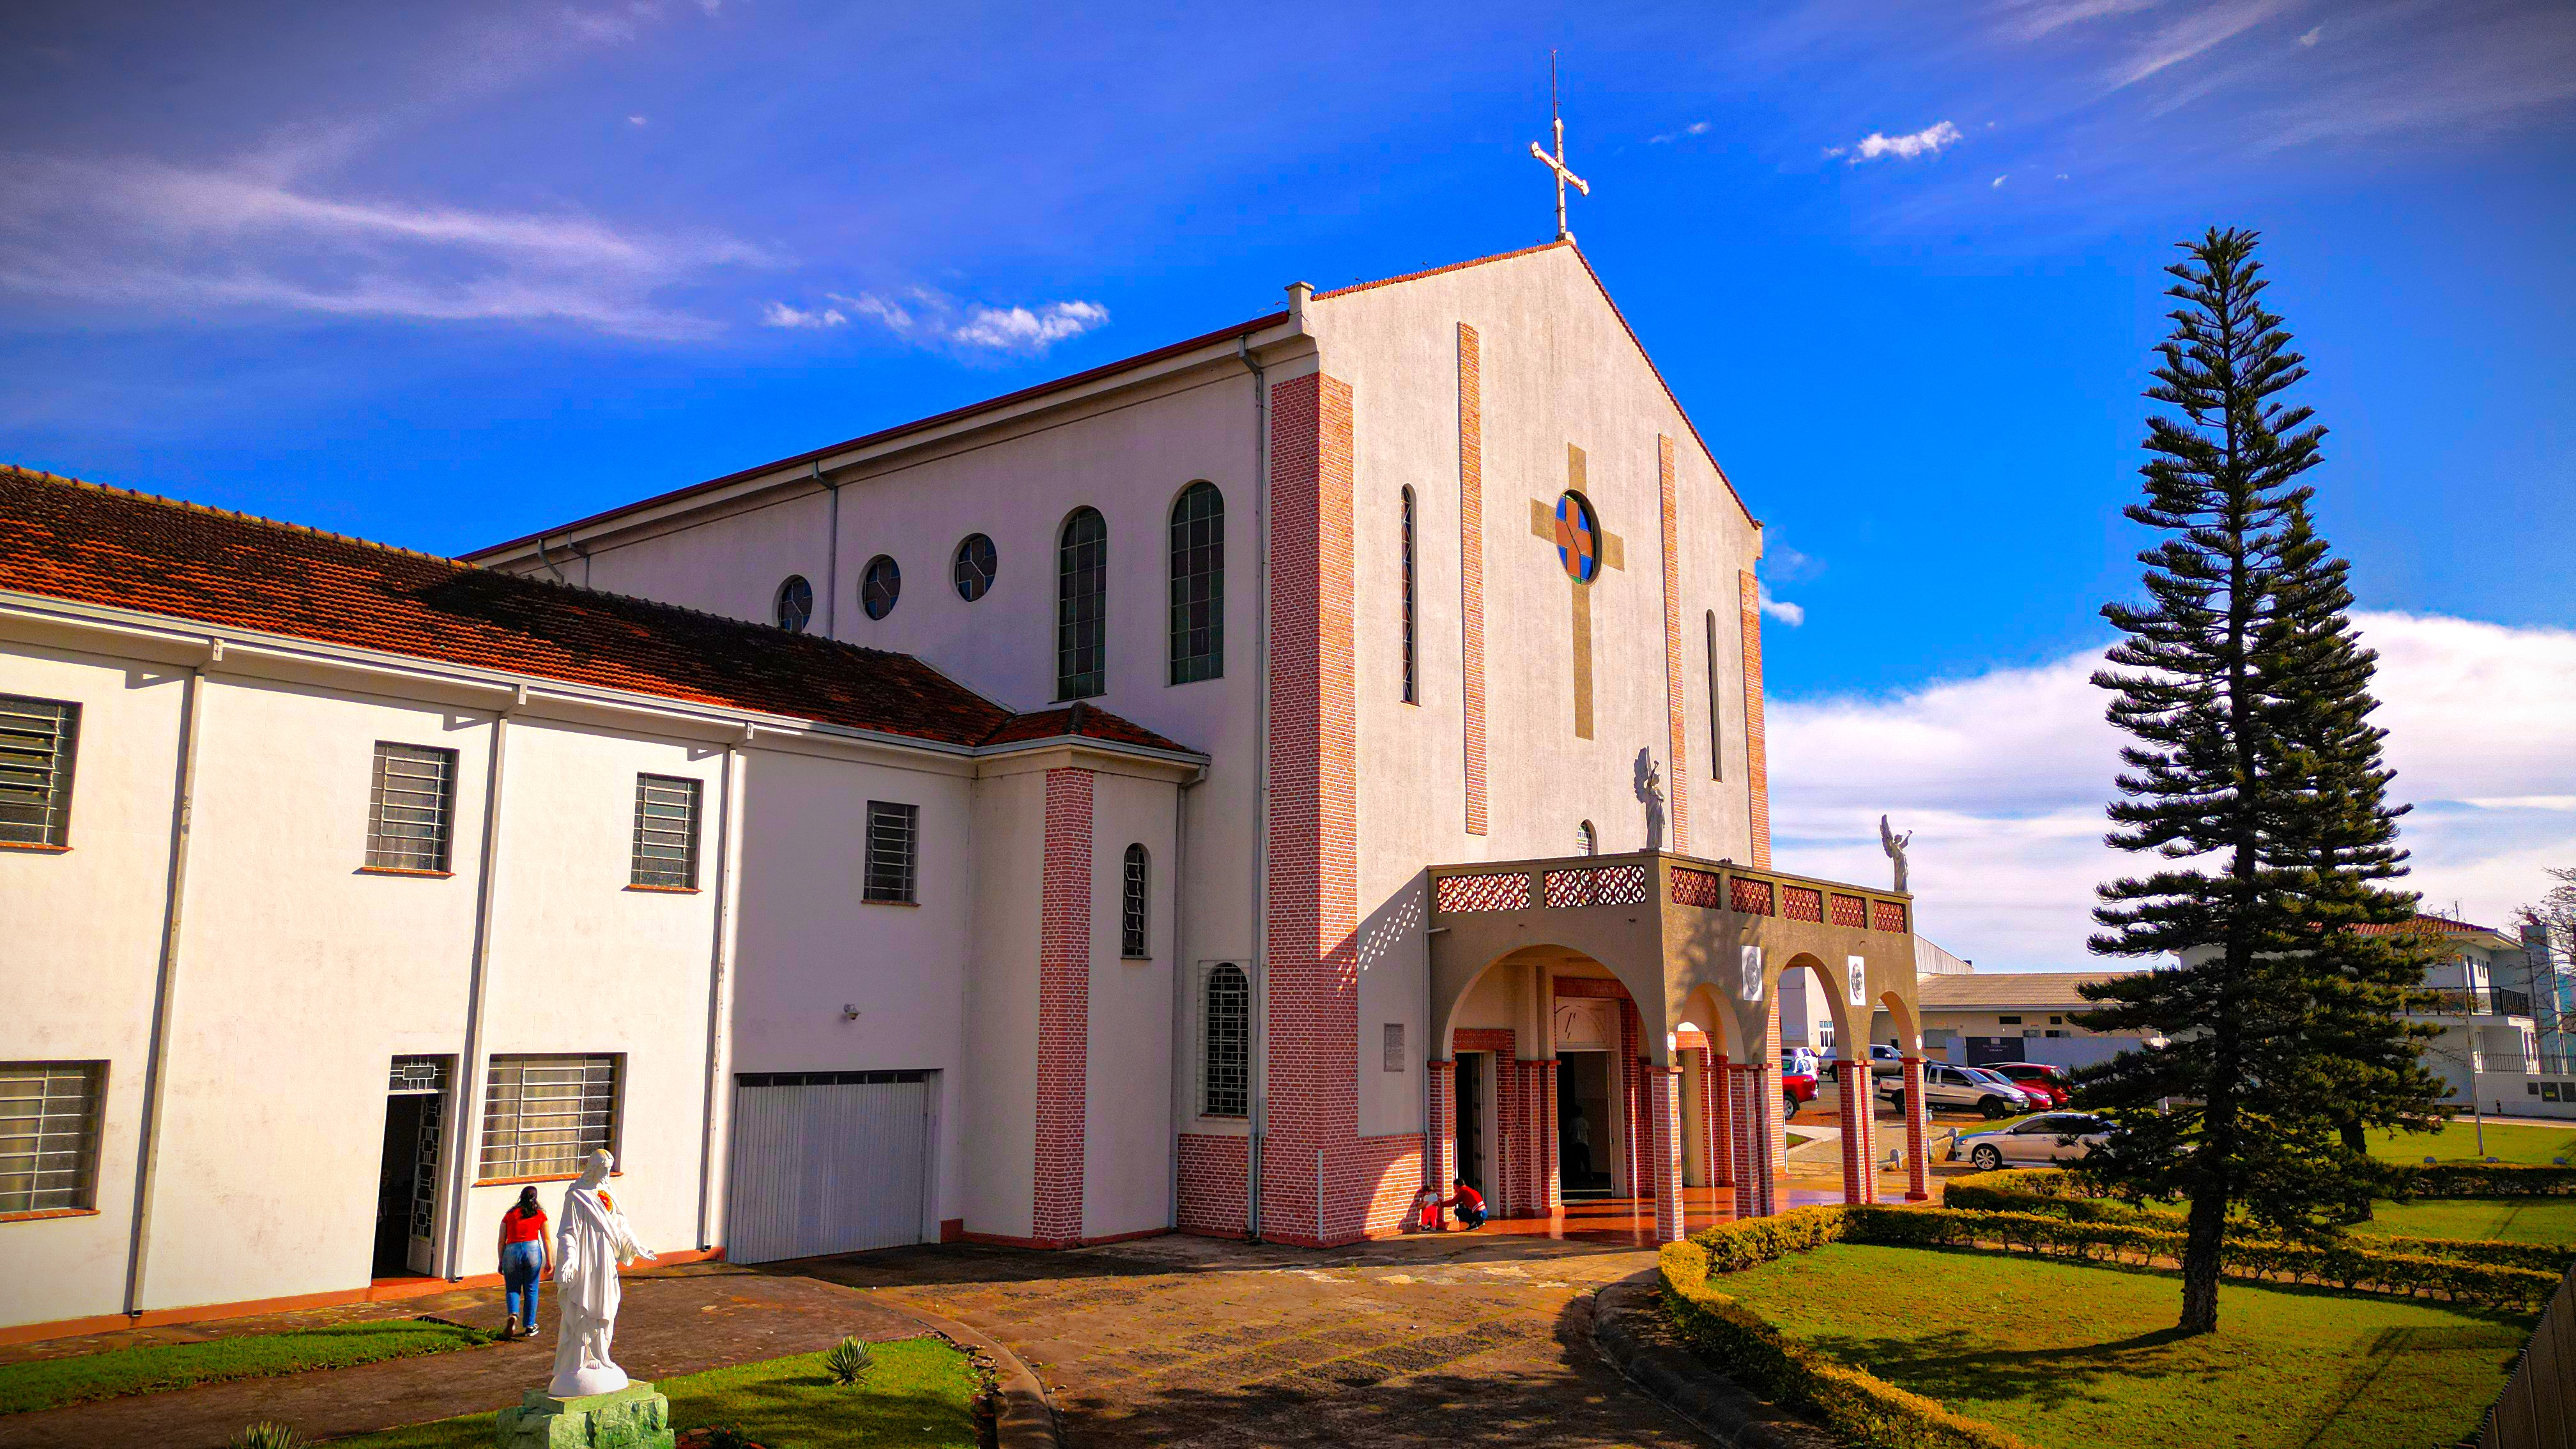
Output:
top-left (474, 1170), bottom-right (624, 1188)
top-left (0, 841), bottom-right (72, 854)
top-left (624, 884), bottom-right (701, 894)
top-left (358, 866), bottom-right (455, 879)
top-left (1, 1206), bottom-right (100, 1223)
top-left (1121, 954), bottom-right (1153, 962)
top-left (862, 898), bottom-right (919, 908)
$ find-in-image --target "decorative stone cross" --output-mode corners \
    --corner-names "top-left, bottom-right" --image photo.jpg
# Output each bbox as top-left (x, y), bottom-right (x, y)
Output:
top-left (1529, 443), bottom-right (1623, 739)
top-left (1528, 53), bottom-right (1589, 242)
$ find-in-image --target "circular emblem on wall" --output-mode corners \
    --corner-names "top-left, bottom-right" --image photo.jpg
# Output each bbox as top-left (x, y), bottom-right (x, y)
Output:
top-left (1554, 491), bottom-right (1600, 583)
top-left (861, 555), bottom-right (901, 620)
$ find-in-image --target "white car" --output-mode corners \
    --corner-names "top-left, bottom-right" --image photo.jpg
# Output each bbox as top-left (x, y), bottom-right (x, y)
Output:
top-left (1952, 1112), bottom-right (2117, 1172)
top-left (1880, 1062), bottom-right (2037, 1119)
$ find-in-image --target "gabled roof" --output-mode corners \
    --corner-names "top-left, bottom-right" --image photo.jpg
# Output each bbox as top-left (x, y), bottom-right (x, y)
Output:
top-left (1915, 972), bottom-right (2138, 1011)
top-left (2354, 914), bottom-right (2520, 950)
top-left (0, 465), bottom-right (1194, 757)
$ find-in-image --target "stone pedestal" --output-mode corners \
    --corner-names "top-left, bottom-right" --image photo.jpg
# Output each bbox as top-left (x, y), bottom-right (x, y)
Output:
top-left (495, 1382), bottom-right (674, 1449)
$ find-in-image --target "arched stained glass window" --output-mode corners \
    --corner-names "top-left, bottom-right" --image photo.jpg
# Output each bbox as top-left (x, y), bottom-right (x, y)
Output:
top-left (1202, 963), bottom-right (1250, 1118)
top-left (1121, 843), bottom-right (1149, 958)
top-left (860, 555), bottom-right (900, 620)
top-left (1169, 482), bottom-right (1223, 684)
top-left (1057, 507), bottom-right (1107, 700)
top-left (774, 576), bottom-right (813, 633)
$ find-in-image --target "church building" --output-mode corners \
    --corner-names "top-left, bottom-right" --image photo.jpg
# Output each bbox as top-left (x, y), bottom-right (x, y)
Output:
top-left (1, 241), bottom-right (1929, 1339)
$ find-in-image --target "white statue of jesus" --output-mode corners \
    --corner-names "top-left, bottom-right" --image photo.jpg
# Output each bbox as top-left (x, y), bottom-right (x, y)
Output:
top-left (549, 1149), bottom-right (655, 1399)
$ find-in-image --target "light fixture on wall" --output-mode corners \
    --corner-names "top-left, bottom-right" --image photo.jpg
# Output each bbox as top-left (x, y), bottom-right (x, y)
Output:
top-left (842, 1004), bottom-right (861, 1022)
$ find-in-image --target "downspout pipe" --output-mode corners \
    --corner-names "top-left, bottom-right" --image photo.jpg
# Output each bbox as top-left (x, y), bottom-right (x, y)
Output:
top-left (694, 732), bottom-right (748, 1251)
top-left (442, 684), bottom-right (523, 1280)
top-left (122, 641), bottom-right (214, 1317)
top-left (815, 462), bottom-right (841, 639)
top-left (1236, 334), bottom-right (1269, 1241)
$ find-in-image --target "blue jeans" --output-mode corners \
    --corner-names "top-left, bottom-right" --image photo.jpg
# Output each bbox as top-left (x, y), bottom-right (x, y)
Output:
top-left (502, 1241), bottom-right (543, 1326)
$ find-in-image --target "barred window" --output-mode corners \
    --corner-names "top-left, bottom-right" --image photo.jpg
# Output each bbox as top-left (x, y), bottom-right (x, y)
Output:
top-left (1057, 507), bottom-right (1108, 700)
top-left (1168, 482), bottom-right (1223, 684)
top-left (1202, 964), bottom-right (1250, 1117)
top-left (630, 774), bottom-right (702, 889)
top-left (1121, 843), bottom-right (1149, 958)
top-left (864, 801), bottom-right (918, 904)
top-left (366, 742), bottom-right (458, 873)
top-left (1704, 610), bottom-right (1725, 781)
top-left (1399, 487), bottom-right (1418, 704)
top-left (479, 1055), bottom-right (618, 1180)
top-left (0, 696), bottom-right (80, 848)
top-left (0, 1061), bottom-right (104, 1213)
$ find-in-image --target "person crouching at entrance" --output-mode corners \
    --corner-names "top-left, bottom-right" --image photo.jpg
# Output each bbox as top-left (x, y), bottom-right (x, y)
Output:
top-left (498, 1185), bottom-right (552, 1339)
top-left (1444, 1179), bottom-right (1486, 1230)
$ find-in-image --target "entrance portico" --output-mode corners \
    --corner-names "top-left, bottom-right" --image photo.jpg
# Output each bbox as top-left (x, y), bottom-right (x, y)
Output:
top-left (1425, 852), bottom-right (1928, 1242)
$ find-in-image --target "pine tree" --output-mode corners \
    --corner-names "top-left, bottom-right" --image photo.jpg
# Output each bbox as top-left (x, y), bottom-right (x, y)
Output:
top-left (2070, 228), bottom-right (2443, 1335)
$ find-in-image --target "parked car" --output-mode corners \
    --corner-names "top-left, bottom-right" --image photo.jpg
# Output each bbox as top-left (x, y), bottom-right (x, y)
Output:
top-left (1951, 1112), bottom-right (2117, 1172)
top-left (1983, 1062), bottom-right (2071, 1108)
top-left (1781, 1063), bottom-right (1818, 1119)
top-left (1880, 1061), bottom-right (2034, 1119)
top-left (1961, 1066), bottom-right (2046, 1112)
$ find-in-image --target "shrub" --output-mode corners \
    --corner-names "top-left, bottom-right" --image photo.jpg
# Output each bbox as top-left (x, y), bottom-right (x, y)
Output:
top-left (822, 1335), bottom-right (873, 1386)
top-left (227, 1425), bottom-right (304, 1449)
top-left (1686, 1204), bottom-right (1851, 1272)
top-left (2379, 1163), bottom-right (2576, 1200)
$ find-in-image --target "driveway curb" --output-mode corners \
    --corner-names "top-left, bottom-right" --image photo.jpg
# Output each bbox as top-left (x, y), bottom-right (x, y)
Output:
top-left (866, 1297), bottom-right (1061, 1449)
top-left (1590, 1273), bottom-right (1841, 1449)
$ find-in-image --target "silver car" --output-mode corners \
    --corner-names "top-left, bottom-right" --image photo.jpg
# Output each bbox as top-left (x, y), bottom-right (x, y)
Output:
top-left (1953, 1112), bottom-right (2116, 1172)
top-left (1881, 1061), bottom-right (2037, 1119)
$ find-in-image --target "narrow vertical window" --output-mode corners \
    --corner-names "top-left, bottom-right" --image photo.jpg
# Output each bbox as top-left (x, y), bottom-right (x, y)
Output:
top-left (1168, 483), bottom-right (1224, 684)
top-left (1578, 820), bottom-right (1598, 856)
top-left (1400, 487), bottom-right (1418, 703)
top-left (0, 695), bottom-right (80, 848)
top-left (864, 801), bottom-right (919, 903)
top-left (365, 742), bottom-right (458, 873)
top-left (1121, 843), bottom-right (1149, 958)
top-left (0, 1061), bottom-right (105, 1211)
top-left (1202, 963), bottom-right (1250, 1117)
top-left (629, 774), bottom-right (702, 889)
top-left (1704, 610), bottom-right (1725, 781)
top-left (1057, 507), bottom-right (1108, 700)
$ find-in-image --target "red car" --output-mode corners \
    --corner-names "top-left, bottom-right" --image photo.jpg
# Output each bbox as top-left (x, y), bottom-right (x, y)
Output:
top-left (1984, 1062), bottom-right (2071, 1108)
top-left (1780, 1059), bottom-right (1820, 1119)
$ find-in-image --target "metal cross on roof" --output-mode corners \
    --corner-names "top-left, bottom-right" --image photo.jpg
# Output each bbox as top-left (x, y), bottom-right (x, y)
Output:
top-left (1528, 52), bottom-right (1589, 243)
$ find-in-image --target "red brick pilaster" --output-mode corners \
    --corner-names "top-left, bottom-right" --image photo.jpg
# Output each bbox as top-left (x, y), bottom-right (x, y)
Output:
top-left (1618, 999), bottom-right (1644, 1199)
top-left (1657, 435), bottom-right (1689, 853)
top-left (1696, 1050), bottom-right (1726, 1190)
top-left (1425, 1059), bottom-right (1455, 1195)
top-left (1903, 1057), bottom-right (1931, 1202)
top-left (1648, 1066), bottom-right (1685, 1244)
top-left (1458, 324), bottom-right (1487, 836)
top-left (1034, 767), bottom-right (1094, 1245)
top-left (1738, 569), bottom-right (1770, 869)
top-left (1540, 1059), bottom-right (1562, 1211)
top-left (1836, 1061), bottom-right (1873, 1206)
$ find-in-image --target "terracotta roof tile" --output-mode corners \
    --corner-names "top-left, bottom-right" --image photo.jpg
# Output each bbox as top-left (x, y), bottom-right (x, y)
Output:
top-left (0, 465), bottom-right (1195, 758)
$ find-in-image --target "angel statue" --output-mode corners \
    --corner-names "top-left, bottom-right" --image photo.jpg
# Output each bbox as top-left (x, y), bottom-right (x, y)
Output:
top-left (1880, 815), bottom-right (1913, 894)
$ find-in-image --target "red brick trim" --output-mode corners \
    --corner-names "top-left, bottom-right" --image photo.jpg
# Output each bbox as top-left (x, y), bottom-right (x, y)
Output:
top-left (1457, 323), bottom-right (1488, 837)
top-left (1738, 569), bottom-right (1770, 869)
top-left (1176, 1133), bottom-right (1249, 1236)
top-left (1657, 434), bottom-right (1689, 854)
top-left (940, 1217), bottom-right (965, 1243)
top-left (963, 1225), bottom-right (1170, 1251)
top-left (1034, 767), bottom-right (1095, 1244)
top-left (0, 1207), bottom-right (99, 1223)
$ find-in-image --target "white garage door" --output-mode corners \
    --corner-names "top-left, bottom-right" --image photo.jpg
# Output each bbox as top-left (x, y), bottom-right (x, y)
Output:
top-left (726, 1070), bottom-right (934, 1264)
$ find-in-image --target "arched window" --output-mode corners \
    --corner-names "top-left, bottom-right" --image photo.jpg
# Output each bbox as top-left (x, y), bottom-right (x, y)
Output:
top-left (953, 533), bottom-right (997, 601)
top-left (1202, 963), bottom-right (1250, 1117)
top-left (1400, 486), bottom-right (1418, 703)
top-left (860, 555), bottom-right (901, 620)
top-left (1577, 820), bottom-right (1597, 856)
top-left (1168, 482), bottom-right (1223, 684)
top-left (1121, 843), bottom-right (1149, 958)
top-left (1057, 508), bottom-right (1107, 700)
top-left (1704, 610), bottom-right (1725, 781)
top-left (774, 575), bottom-right (813, 633)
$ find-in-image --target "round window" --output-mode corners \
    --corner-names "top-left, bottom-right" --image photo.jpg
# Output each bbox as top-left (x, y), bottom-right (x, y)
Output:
top-left (774, 575), bottom-right (814, 633)
top-left (861, 555), bottom-right (901, 620)
top-left (1554, 492), bottom-right (1600, 584)
top-left (953, 533), bottom-right (997, 601)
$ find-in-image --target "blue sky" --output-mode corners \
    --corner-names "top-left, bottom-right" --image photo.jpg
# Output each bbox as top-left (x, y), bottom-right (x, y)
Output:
top-left (4, 0), bottom-right (2571, 962)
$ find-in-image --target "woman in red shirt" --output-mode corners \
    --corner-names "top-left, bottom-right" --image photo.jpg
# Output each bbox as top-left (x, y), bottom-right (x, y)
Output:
top-left (496, 1186), bottom-right (553, 1339)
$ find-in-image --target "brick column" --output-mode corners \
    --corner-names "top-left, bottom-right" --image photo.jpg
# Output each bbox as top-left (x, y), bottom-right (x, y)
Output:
top-left (1903, 1057), bottom-right (1931, 1202)
top-left (1710, 1053), bottom-right (1735, 1190)
top-left (1033, 767), bottom-right (1094, 1246)
top-left (1648, 1066), bottom-right (1686, 1244)
top-left (1540, 1059), bottom-right (1562, 1211)
top-left (1619, 1000), bottom-right (1644, 1199)
top-left (1836, 1061), bottom-right (1872, 1206)
top-left (1426, 1059), bottom-right (1455, 1194)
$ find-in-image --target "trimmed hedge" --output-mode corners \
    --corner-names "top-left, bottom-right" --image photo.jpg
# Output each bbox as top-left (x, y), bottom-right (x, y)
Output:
top-left (1660, 1220), bottom-right (2044, 1449)
top-left (2380, 1162), bottom-right (2576, 1200)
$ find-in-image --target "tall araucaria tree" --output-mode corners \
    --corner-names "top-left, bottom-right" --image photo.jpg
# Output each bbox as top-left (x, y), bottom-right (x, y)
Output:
top-left (2069, 227), bottom-right (2445, 1335)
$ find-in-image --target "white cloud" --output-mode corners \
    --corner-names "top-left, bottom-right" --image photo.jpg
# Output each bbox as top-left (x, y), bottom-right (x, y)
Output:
top-left (760, 300), bottom-right (845, 329)
top-left (1757, 582), bottom-right (1805, 626)
top-left (2299, 24), bottom-right (2324, 47)
top-left (627, 114), bottom-right (648, 126)
top-left (827, 288), bottom-right (1108, 357)
top-left (2111, 0), bottom-right (2294, 88)
top-left (1993, 0), bottom-right (2161, 43)
top-left (1835, 120), bottom-right (1964, 163)
top-left (1650, 121), bottom-right (1713, 144)
top-left (1768, 613), bottom-right (2576, 969)
top-left (1991, 173), bottom-right (2009, 187)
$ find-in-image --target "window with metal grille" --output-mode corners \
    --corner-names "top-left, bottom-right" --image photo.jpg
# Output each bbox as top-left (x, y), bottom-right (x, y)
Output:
top-left (0, 1061), bottom-right (103, 1213)
top-left (0, 696), bottom-right (80, 848)
top-left (1121, 843), bottom-right (1149, 958)
top-left (1057, 507), bottom-right (1107, 699)
top-left (366, 742), bottom-right (458, 872)
top-left (630, 774), bottom-right (701, 889)
top-left (1202, 964), bottom-right (1249, 1117)
top-left (1400, 487), bottom-right (1418, 703)
top-left (478, 1055), bottom-right (618, 1180)
top-left (1168, 483), bottom-right (1223, 685)
top-left (1703, 611), bottom-right (1724, 781)
top-left (864, 801), bottom-right (917, 903)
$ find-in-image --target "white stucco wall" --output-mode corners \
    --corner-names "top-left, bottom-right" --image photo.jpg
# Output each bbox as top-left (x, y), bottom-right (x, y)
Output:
top-left (1082, 770), bottom-right (1180, 1239)
top-left (964, 769), bottom-right (1044, 1241)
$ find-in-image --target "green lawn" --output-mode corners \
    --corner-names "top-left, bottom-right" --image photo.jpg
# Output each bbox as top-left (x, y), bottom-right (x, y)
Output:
top-left (319, 1338), bottom-right (979, 1448)
top-left (2352, 1197), bottom-right (2576, 1248)
top-left (2366, 1119), bottom-right (2576, 1165)
top-left (0, 1319), bottom-right (493, 1416)
top-left (1710, 1243), bottom-right (2529, 1449)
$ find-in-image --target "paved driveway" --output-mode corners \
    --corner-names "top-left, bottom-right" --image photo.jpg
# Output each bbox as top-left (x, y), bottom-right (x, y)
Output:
top-left (797, 1229), bottom-right (1715, 1448)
